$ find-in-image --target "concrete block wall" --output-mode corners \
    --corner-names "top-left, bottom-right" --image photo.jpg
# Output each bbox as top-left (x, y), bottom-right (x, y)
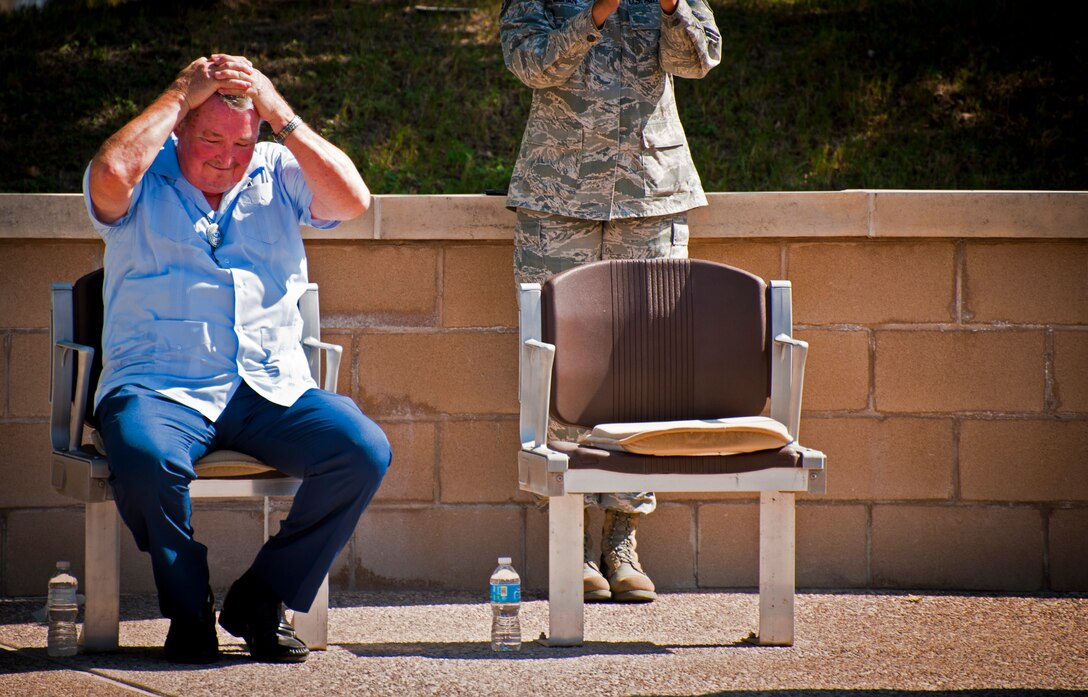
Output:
top-left (1, 191), bottom-right (1085, 599)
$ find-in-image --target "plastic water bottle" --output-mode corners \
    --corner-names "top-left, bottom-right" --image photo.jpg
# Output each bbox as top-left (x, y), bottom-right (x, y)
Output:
top-left (489, 556), bottom-right (521, 651)
top-left (47, 561), bottom-right (79, 657)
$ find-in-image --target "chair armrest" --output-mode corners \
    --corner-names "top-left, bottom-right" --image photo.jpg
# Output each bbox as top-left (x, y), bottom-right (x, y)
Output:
top-left (518, 444), bottom-right (571, 496)
top-left (302, 337), bottom-right (343, 393)
top-left (519, 338), bottom-right (555, 449)
top-left (51, 340), bottom-right (94, 453)
top-left (772, 333), bottom-right (809, 440)
top-left (517, 282), bottom-right (543, 403)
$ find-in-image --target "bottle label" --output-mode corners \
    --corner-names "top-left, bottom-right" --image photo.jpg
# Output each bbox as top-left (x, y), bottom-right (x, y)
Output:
top-left (48, 586), bottom-right (77, 608)
top-left (490, 583), bottom-right (521, 603)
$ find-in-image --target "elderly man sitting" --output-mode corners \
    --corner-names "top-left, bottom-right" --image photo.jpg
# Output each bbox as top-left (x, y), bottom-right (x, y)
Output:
top-left (82, 54), bottom-right (391, 664)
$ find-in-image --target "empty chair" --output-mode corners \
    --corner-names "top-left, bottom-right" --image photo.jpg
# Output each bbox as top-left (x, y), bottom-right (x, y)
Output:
top-left (517, 258), bottom-right (826, 646)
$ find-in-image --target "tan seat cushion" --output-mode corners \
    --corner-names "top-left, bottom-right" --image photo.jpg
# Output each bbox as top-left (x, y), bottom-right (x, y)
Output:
top-left (582, 416), bottom-right (793, 457)
top-left (93, 430), bottom-right (282, 479)
top-left (193, 450), bottom-right (279, 478)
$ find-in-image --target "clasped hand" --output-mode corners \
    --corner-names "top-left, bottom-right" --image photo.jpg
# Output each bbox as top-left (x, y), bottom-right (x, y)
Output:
top-left (593, 0), bottom-right (680, 27)
top-left (174, 54), bottom-right (288, 123)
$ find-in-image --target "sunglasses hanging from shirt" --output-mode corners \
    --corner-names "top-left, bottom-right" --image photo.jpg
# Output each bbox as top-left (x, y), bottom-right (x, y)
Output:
top-left (205, 167), bottom-right (264, 265)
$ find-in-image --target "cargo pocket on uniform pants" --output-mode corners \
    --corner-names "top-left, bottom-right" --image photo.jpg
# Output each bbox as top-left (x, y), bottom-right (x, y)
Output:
top-left (670, 219), bottom-right (690, 258)
top-left (513, 210), bottom-right (546, 286)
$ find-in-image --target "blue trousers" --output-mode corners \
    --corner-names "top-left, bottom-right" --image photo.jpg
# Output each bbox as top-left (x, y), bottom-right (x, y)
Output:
top-left (96, 382), bottom-right (391, 620)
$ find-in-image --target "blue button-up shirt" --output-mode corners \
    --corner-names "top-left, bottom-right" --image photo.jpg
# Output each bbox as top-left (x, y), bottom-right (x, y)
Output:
top-left (82, 136), bottom-right (337, 422)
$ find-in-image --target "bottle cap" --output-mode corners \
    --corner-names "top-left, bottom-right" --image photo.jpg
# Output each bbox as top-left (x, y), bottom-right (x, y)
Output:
top-left (57, 561), bottom-right (70, 570)
top-left (498, 556), bottom-right (512, 565)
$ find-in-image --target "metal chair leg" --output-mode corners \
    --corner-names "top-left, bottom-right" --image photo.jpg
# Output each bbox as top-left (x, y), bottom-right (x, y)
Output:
top-left (81, 500), bottom-right (121, 652)
top-left (293, 574), bottom-right (329, 650)
top-left (263, 495), bottom-right (329, 650)
top-left (546, 493), bottom-right (584, 646)
top-left (758, 491), bottom-right (795, 646)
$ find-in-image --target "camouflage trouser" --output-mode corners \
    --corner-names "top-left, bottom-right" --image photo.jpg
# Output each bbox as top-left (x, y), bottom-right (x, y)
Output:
top-left (515, 208), bottom-right (690, 514)
top-left (513, 208), bottom-right (690, 287)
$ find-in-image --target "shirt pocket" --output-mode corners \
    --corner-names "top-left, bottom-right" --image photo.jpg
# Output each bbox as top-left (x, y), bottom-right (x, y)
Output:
top-left (524, 117), bottom-right (584, 149)
top-left (258, 324), bottom-right (304, 379)
top-left (626, 21), bottom-right (667, 91)
top-left (639, 120), bottom-right (688, 196)
top-left (148, 191), bottom-right (202, 244)
top-left (520, 118), bottom-right (584, 182)
top-left (546, 0), bottom-right (589, 24)
top-left (152, 319), bottom-right (213, 352)
top-left (233, 181), bottom-right (282, 245)
top-left (147, 319), bottom-right (216, 378)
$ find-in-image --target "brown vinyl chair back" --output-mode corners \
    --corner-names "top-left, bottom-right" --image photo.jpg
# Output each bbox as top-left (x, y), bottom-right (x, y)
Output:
top-left (72, 268), bottom-right (105, 429)
top-left (541, 258), bottom-right (770, 428)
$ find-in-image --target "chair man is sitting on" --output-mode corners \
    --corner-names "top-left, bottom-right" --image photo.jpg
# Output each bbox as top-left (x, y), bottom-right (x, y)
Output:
top-left (82, 54), bottom-right (391, 664)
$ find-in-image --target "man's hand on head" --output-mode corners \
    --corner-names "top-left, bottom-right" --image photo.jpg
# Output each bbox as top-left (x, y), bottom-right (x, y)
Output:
top-left (167, 55), bottom-right (251, 114)
top-left (88, 54), bottom-right (266, 226)
top-left (172, 54), bottom-right (367, 220)
top-left (202, 55), bottom-right (295, 133)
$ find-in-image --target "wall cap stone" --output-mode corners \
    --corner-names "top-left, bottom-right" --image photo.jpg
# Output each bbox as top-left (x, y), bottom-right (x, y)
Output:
top-left (1, 191), bottom-right (1085, 241)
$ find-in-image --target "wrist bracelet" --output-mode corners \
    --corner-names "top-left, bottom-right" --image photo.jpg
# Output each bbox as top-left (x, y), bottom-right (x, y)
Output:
top-left (273, 115), bottom-right (303, 144)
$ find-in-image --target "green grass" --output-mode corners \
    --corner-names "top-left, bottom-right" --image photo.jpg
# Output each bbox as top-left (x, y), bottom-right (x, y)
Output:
top-left (0, 0), bottom-right (1084, 193)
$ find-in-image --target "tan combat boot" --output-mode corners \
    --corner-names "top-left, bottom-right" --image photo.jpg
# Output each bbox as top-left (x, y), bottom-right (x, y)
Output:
top-left (583, 509), bottom-right (611, 601)
top-left (601, 510), bottom-right (656, 602)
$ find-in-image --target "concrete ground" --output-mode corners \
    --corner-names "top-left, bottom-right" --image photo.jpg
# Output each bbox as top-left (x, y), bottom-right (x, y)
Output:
top-left (0, 590), bottom-right (1085, 696)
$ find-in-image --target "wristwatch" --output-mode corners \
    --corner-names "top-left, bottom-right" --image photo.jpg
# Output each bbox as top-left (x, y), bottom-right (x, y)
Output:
top-left (273, 115), bottom-right (303, 144)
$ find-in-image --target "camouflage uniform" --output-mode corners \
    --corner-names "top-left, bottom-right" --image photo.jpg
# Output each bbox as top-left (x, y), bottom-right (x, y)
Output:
top-left (513, 208), bottom-right (689, 287)
top-left (500, 0), bottom-right (721, 221)
top-left (502, 0), bottom-right (721, 515)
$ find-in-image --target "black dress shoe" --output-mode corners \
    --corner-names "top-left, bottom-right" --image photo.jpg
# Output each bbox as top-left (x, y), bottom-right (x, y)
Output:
top-left (218, 570), bottom-right (309, 663)
top-left (164, 589), bottom-right (219, 664)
